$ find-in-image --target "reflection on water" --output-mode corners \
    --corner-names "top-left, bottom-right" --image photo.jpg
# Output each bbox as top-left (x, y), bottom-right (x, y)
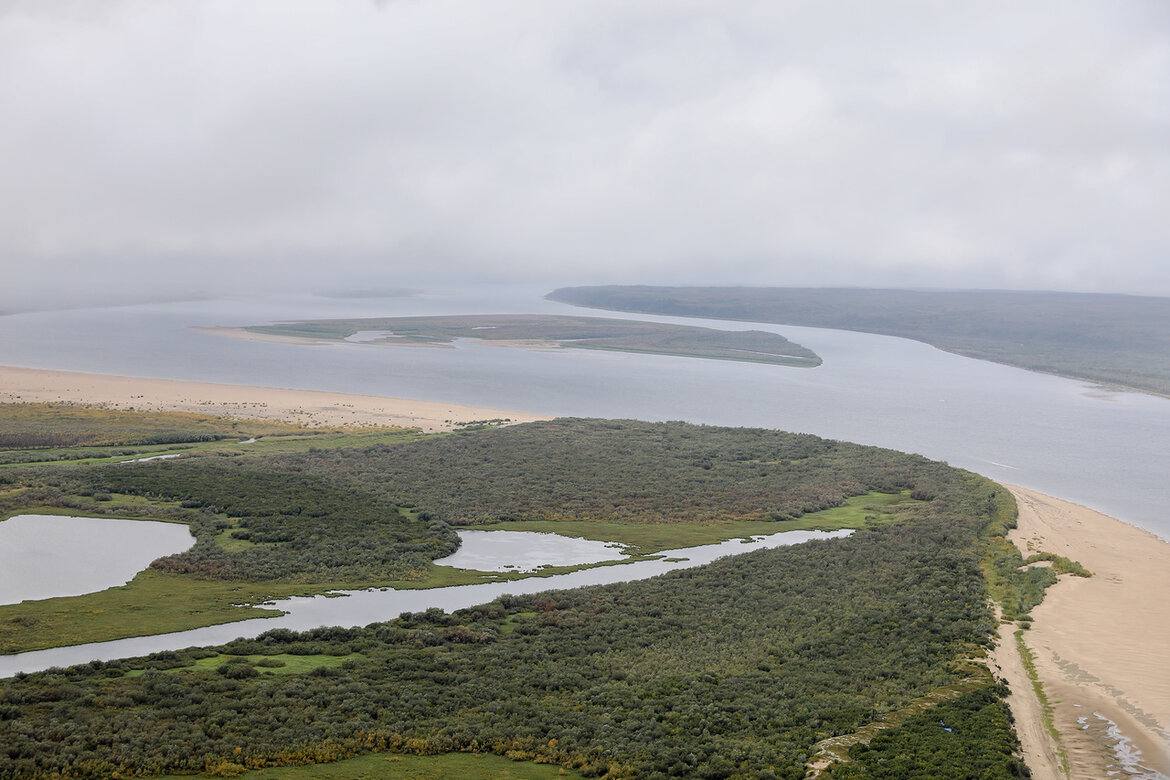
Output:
top-left (0, 528), bottom-right (849, 677)
top-left (0, 515), bottom-right (193, 605)
top-left (434, 529), bottom-right (627, 572)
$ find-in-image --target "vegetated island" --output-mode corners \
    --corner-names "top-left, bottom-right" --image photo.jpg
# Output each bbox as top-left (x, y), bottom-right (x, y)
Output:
top-left (231, 313), bottom-right (822, 368)
top-left (548, 285), bottom-right (1170, 396)
top-left (1, 404), bottom-right (1097, 778)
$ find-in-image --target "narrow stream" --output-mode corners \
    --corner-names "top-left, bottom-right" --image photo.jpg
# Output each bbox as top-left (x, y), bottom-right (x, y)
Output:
top-left (0, 528), bottom-right (848, 677)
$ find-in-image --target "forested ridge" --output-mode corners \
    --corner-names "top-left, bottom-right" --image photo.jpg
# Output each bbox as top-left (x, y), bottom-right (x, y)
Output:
top-left (549, 285), bottom-right (1170, 396)
top-left (0, 416), bottom-right (1034, 778)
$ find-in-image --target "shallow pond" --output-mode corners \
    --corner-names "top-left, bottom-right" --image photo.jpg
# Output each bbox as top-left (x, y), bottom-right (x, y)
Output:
top-left (0, 528), bottom-right (849, 676)
top-left (0, 514), bottom-right (194, 605)
top-left (434, 530), bottom-right (627, 572)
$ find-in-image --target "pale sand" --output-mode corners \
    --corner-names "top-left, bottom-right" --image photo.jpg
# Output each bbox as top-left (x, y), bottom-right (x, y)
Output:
top-left (0, 365), bottom-right (548, 432)
top-left (1000, 486), bottom-right (1170, 779)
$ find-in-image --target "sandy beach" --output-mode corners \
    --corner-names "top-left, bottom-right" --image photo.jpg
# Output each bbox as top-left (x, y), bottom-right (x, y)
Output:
top-left (0, 365), bottom-right (548, 432)
top-left (996, 486), bottom-right (1170, 779)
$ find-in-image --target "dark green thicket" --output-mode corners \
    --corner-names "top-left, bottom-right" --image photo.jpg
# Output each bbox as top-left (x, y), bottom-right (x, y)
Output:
top-left (272, 418), bottom-right (951, 525)
top-left (0, 424), bottom-right (1020, 779)
top-left (823, 685), bottom-right (1029, 779)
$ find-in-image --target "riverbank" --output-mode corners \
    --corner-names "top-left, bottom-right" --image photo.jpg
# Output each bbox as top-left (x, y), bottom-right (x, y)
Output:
top-left (0, 365), bottom-right (546, 432)
top-left (999, 486), bottom-right (1170, 779)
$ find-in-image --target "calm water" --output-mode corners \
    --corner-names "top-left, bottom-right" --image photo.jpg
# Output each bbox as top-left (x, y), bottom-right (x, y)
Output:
top-left (0, 286), bottom-right (1167, 538)
top-left (434, 530), bottom-right (627, 572)
top-left (0, 529), bottom-right (848, 676)
top-left (0, 515), bottom-right (193, 605)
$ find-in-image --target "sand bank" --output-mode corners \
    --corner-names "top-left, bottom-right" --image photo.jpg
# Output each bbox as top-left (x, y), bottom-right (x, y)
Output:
top-left (999, 486), bottom-right (1170, 779)
top-left (0, 365), bottom-right (547, 432)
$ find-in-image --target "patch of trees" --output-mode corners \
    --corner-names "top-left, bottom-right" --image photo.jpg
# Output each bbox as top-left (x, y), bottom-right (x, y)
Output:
top-left (0, 459), bottom-right (1018, 778)
top-left (91, 461), bottom-right (458, 582)
top-left (267, 418), bottom-right (959, 526)
top-left (824, 685), bottom-right (1029, 779)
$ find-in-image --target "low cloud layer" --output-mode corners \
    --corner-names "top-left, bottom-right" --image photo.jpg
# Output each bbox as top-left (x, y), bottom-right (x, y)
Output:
top-left (2, 1), bottom-right (1168, 303)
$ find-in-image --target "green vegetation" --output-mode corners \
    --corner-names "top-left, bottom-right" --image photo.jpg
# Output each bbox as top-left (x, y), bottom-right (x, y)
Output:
top-left (1015, 629), bottom-right (1068, 774)
top-left (0, 408), bottom-right (1070, 777)
top-left (294, 418), bottom-right (939, 526)
top-left (477, 490), bottom-right (919, 553)
top-left (0, 414), bottom-right (1027, 778)
top-left (1023, 552), bottom-right (1092, 578)
top-left (126, 652), bottom-right (360, 678)
top-left (823, 684), bottom-right (1028, 779)
top-left (979, 487), bottom-right (1091, 623)
top-left (0, 403), bottom-right (304, 463)
top-left (152, 752), bottom-right (576, 779)
top-left (549, 285), bottom-right (1170, 396)
top-left (246, 313), bottom-right (821, 367)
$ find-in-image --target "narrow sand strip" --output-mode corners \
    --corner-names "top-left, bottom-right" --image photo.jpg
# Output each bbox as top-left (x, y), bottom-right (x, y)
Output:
top-left (0, 365), bottom-right (548, 432)
top-left (1003, 486), bottom-right (1170, 779)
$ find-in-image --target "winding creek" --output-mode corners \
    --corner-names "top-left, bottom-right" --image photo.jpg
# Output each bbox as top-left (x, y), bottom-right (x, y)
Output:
top-left (0, 527), bottom-right (848, 677)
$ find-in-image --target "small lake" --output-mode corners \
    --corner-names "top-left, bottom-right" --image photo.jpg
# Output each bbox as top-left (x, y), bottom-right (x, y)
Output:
top-left (0, 514), bottom-right (194, 605)
top-left (0, 528), bottom-right (849, 676)
top-left (434, 530), bottom-right (627, 572)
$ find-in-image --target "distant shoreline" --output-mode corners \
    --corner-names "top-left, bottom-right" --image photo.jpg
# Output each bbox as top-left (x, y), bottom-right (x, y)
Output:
top-left (0, 365), bottom-right (547, 433)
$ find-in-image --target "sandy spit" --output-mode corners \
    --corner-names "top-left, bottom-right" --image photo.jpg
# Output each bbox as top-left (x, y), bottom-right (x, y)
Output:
top-left (0, 365), bottom-right (548, 432)
top-left (1001, 486), bottom-right (1170, 779)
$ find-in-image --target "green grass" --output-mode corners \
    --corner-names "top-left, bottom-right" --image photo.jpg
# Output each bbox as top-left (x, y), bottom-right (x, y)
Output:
top-left (0, 429), bottom-right (428, 468)
top-left (1023, 552), bottom-right (1093, 577)
top-left (1016, 628), bottom-right (1069, 775)
top-left (472, 490), bottom-right (917, 553)
top-left (0, 492), bottom-right (916, 654)
top-left (0, 402), bottom-right (305, 451)
top-left (126, 653), bottom-right (360, 677)
top-left (150, 752), bottom-right (577, 779)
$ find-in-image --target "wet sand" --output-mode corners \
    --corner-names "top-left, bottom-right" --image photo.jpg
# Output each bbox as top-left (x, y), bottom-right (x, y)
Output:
top-left (1002, 486), bottom-right (1170, 778)
top-left (0, 365), bottom-right (547, 432)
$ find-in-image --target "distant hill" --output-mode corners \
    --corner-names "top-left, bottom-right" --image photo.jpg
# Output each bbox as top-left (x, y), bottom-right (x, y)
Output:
top-left (548, 286), bottom-right (1170, 396)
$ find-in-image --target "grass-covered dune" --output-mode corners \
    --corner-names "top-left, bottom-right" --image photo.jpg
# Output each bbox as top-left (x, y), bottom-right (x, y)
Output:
top-left (549, 285), bottom-right (1170, 396)
top-left (244, 313), bottom-right (822, 367)
top-left (0, 410), bottom-right (1059, 778)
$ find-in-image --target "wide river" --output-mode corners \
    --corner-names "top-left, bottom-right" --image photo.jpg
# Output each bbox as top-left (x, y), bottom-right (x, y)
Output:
top-left (1, 285), bottom-right (1167, 539)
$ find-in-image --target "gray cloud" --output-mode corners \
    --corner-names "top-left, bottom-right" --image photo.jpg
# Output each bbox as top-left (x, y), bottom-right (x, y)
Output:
top-left (2, 0), bottom-right (1168, 304)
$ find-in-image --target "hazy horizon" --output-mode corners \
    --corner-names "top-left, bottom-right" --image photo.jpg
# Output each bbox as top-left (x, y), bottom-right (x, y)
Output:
top-left (3, 1), bottom-right (1168, 306)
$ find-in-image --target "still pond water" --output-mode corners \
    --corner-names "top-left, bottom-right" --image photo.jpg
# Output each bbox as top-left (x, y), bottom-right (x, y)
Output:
top-left (0, 514), bottom-right (193, 605)
top-left (0, 527), bottom-right (848, 676)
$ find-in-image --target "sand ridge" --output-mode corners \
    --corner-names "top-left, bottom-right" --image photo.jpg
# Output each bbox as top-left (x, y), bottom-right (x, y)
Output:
top-left (1002, 485), bottom-right (1170, 779)
top-left (0, 365), bottom-right (548, 432)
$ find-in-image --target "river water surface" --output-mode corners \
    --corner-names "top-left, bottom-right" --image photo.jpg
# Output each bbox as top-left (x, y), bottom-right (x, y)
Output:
top-left (0, 286), bottom-right (1167, 539)
top-left (0, 528), bottom-right (847, 676)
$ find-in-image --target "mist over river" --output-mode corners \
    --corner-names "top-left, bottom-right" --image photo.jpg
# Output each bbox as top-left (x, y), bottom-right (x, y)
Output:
top-left (1, 285), bottom-right (1168, 539)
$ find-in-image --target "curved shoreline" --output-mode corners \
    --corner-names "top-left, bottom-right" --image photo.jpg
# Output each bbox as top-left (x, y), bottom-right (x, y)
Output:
top-left (0, 364), bottom-right (547, 432)
top-left (999, 486), bottom-right (1170, 778)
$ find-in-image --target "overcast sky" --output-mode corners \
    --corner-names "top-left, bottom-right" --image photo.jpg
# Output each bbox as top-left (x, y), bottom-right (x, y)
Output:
top-left (2, 0), bottom-right (1168, 304)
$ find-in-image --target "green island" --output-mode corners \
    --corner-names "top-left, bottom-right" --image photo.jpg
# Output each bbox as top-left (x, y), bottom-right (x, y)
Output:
top-left (241, 313), bottom-right (822, 367)
top-left (548, 285), bottom-right (1170, 396)
top-left (0, 407), bottom-right (1082, 778)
